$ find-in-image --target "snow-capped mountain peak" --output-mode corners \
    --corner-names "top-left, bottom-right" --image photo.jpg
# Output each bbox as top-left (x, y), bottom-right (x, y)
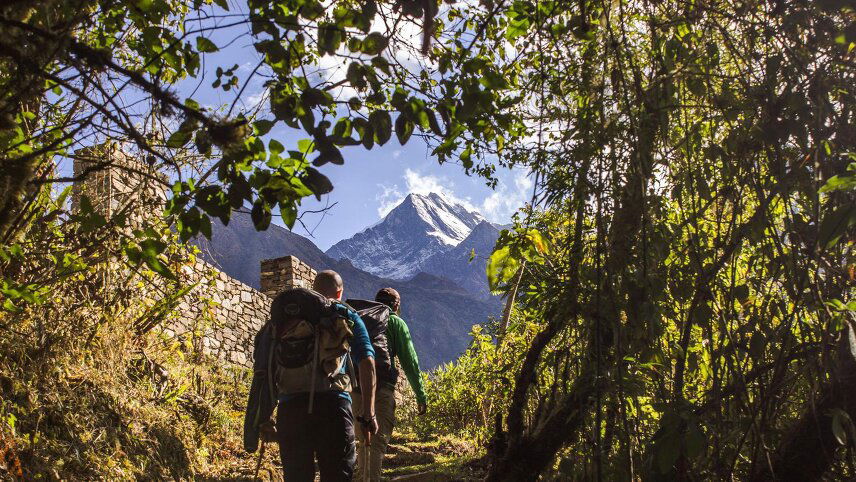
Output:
top-left (395, 193), bottom-right (485, 246)
top-left (326, 192), bottom-right (486, 279)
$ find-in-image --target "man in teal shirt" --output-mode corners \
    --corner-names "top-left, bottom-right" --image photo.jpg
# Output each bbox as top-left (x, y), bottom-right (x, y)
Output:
top-left (353, 287), bottom-right (427, 481)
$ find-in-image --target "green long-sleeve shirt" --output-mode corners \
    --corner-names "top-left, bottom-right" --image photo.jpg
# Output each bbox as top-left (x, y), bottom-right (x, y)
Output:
top-left (386, 313), bottom-right (427, 405)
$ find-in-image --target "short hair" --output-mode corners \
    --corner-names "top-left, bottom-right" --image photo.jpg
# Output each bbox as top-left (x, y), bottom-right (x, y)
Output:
top-left (313, 270), bottom-right (343, 298)
top-left (375, 287), bottom-right (400, 310)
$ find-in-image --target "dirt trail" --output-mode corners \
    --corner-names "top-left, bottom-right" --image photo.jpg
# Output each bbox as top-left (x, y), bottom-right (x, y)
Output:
top-left (203, 429), bottom-right (484, 481)
top-left (382, 431), bottom-right (486, 481)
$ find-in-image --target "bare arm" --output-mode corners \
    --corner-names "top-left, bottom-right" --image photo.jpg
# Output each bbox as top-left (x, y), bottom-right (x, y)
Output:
top-left (358, 357), bottom-right (378, 441)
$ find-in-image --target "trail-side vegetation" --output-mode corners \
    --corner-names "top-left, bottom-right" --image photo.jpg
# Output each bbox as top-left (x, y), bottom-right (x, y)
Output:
top-left (0, 191), bottom-right (273, 479)
top-left (2, 0), bottom-right (855, 479)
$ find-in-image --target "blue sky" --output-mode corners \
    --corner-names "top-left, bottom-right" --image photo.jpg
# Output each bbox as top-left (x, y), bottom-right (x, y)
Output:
top-left (286, 137), bottom-right (532, 250)
top-left (174, 4), bottom-right (532, 250)
top-left (59, 2), bottom-right (531, 251)
top-left (181, 58), bottom-right (531, 251)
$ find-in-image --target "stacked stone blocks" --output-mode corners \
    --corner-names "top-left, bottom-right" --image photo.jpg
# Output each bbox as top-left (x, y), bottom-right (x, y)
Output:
top-left (260, 255), bottom-right (317, 298)
top-left (71, 145), bottom-right (318, 368)
top-left (72, 143), bottom-right (167, 232)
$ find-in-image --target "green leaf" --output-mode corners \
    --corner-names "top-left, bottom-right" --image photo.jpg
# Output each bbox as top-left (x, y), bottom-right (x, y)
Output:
top-left (371, 56), bottom-right (391, 75)
top-left (333, 118), bottom-right (352, 138)
top-left (749, 332), bottom-right (766, 357)
top-left (79, 211), bottom-right (107, 233)
top-left (820, 171), bottom-right (856, 193)
top-left (831, 409), bottom-right (849, 445)
top-left (136, 0), bottom-right (154, 12)
top-left (818, 204), bottom-right (856, 249)
top-left (3, 298), bottom-right (20, 312)
top-left (361, 32), bottom-right (389, 55)
top-left (195, 36), bottom-right (219, 53)
top-left (199, 215), bottom-right (212, 239)
top-left (301, 167), bottom-right (334, 200)
top-left (685, 422), bottom-right (706, 459)
top-left (353, 118), bottom-right (374, 149)
top-left (280, 202), bottom-right (297, 229)
top-left (425, 109), bottom-right (443, 135)
top-left (460, 145), bottom-right (473, 169)
top-left (486, 246), bottom-right (520, 291)
top-left (138, 238), bottom-right (175, 280)
top-left (317, 23), bottom-right (343, 55)
top-left (505, 16), bottom-right (530, 40)
top-left (253, 119), bottom-right (275, 136)
top-left (269, 139), bottom-right (285, 155)
top-left (312, 147), bottom-right (344, 166)
top-left (251, 200), bottom-right (271, 230)
top-left (395, 115), bottom-right (414, 145)
top-left (166, 129), bottom-right (191, 148)
top-left (728, 285), bottom-right (748, 304)
top-left (300, 1), bottom-right (324, 20)
top-left (369, 110), bottom-right (392, 145)
top-left (525, 229), bottom-right (550, 255)
top-left (297, 138), bottom-right (315, 155)
top-left (655, 412), bottom-right (683, 474)
top-left (55, 185), bottom-right (73, 209)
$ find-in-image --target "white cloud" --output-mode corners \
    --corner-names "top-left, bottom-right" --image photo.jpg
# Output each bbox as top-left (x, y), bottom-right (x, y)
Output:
top-left (392, 149), bottom-right (401, 159)
top-left (402, 169), bottom-right (478, 211)
top-left (244, 88), bottom-right (268, 112)
top-left (403, 168), bottom-right (446, 196)
top-left (375, 168), bottom-right (477, 217)
top-left (376, 183), bottom-right (404, 217)
top-left (375, 168), bottom-right (532, 222)
top-left (480, 169), bottom-right (532, 222)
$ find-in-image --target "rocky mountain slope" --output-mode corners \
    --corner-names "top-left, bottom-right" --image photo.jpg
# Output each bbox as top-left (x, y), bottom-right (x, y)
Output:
top-left (192, 209), bottom-right (330, 287)
top-left (325, 193), bottom-right (485, 280)
top-left (421, 220), bottom-right (501, 300)
top-left (191, 209), bottom-right (501, 367)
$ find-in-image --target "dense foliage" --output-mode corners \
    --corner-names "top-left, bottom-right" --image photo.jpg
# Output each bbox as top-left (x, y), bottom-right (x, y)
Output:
top-left (469, 0), bottom-right (856, 478)
top-left (1, 0), bottom-right (854, 479)
top-left (400, 318), bottom-right (537, 443)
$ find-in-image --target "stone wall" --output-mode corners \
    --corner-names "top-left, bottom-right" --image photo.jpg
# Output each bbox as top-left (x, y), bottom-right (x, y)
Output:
top-left (166, 255), bottom-right (318, 367)
top-left (260, 255), bottom-right (318, 297)
top-left (72, 144), bottom-right (168, 231)
top-left (167, 258), bottom-right (272, 367)
top-left (72, 145), bottom-right (319, 368)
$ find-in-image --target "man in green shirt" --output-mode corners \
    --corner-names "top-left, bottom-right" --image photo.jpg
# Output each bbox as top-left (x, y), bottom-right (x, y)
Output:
top-left (352, 287), bottom-right (427, 481)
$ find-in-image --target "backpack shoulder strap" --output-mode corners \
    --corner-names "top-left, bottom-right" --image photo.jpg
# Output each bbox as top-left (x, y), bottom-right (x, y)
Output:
top-left (265, 322), bottom-right (278, 406)
top-left (330, 301), bottom-right (354, 326)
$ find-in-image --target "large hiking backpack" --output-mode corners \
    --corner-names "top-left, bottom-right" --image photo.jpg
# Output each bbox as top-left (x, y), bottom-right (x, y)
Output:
top-left (243, 288), bottom-right (353, 453)
top-left (346, 299), bottom-right (398, 387)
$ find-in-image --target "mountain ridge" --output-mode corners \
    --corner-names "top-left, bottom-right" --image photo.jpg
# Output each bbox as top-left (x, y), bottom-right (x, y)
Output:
top-left (191, 207), bottom-right (501, 367)
top-left (421, 220), bottom-right (501, 300)
top-left (325, 192), bottom-right (485, 280)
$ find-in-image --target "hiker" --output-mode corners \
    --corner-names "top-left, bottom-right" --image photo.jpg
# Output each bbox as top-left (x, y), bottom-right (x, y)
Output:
top-left (351, 287), bottom-right (427, 482)
top-left (244, 270), bottom-right (378, 481)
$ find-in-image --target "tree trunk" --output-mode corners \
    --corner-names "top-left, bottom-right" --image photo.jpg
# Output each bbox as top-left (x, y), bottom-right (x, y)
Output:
top-left (498, 262), bottom-right (525, 338)
top-left (751, 322), bottom-right (856, 481)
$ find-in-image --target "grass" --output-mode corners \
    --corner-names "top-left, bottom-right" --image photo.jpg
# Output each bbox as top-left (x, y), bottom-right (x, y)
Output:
top-left (0, 299), bottom-right (281, 480)
top-left (382, 432), bottom-right (487, 481)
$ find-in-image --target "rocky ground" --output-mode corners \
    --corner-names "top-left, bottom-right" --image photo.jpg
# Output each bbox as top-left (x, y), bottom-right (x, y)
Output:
top-left (204, 430), bottom-right (486, 481)
top-left (383, 432), bottom-right (486, 481)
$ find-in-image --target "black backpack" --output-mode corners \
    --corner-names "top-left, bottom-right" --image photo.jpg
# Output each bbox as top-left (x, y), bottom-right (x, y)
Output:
top-left (244, 288), bottom-right (352, 453)
top-left (346, 299), bottom-right (398, 387)
top-left (269, 288), bottom-right (334, 369)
